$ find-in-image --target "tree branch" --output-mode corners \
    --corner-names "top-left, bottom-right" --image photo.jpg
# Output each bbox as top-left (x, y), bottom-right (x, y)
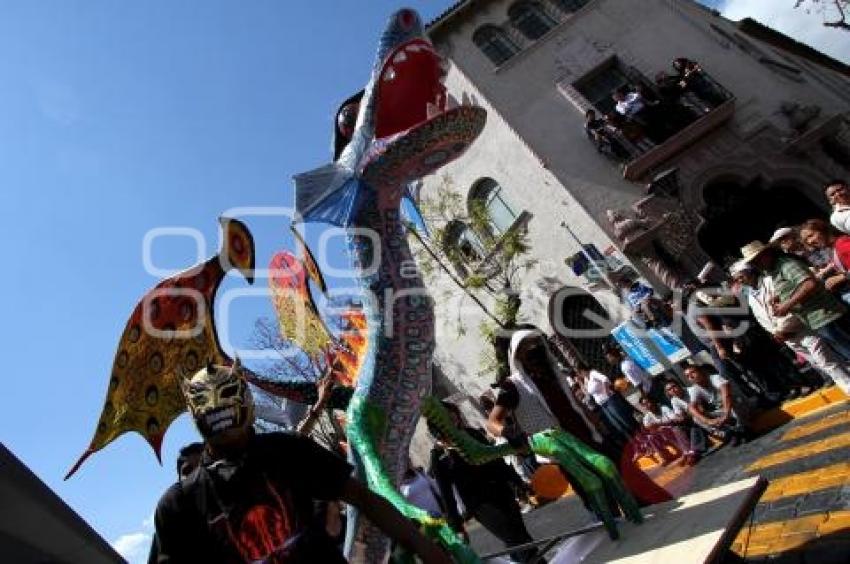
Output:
top-left (408, 227), bottom-right (505, 328)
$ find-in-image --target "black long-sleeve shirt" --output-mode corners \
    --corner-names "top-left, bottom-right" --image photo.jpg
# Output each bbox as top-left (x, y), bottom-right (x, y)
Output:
top-left (429, 427), bottom-right (525, 531)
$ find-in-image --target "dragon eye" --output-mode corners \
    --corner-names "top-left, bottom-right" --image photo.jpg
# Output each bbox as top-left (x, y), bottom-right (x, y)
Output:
top-left (220, 384), bottom-right (239, 399)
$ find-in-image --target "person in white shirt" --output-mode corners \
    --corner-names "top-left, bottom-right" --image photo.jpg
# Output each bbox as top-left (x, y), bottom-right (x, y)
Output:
top-left (637, 395), bottom-right (690, 466)
top-left (826, 180), bottom-right (850, 235)
top-left (729, 260), bottom-right (850, 394)
top-left (604, 345), bottom-right (665, 405)
top-left (400, 464), bottom-right (444, 518)
top-left (613, 89), bottom-right (645, 117)
top-left (662, 380), bottom-right (708, 463)
top-left (576, 364), bottom-right (639, 449)
top-left (683, 364), bottom-right (749, 445)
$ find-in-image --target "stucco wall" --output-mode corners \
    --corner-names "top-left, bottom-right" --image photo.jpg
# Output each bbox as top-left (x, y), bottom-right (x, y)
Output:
top-left (418, 62), bottom-right (627, 399)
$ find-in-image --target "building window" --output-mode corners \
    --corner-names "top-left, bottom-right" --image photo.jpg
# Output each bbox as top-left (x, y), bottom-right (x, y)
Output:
top-left (509, 1), bottom-right (557, 41)
top-left (473, 25), bottom-right (521, 66)
top-left (443, 220), bottom-right (486, 277)
top-left (553, 0), bottom-right (590, 13)
top-left (573, 58), bottom-right (641, 115)
top-left (470, 178), bottom-right (519, 237)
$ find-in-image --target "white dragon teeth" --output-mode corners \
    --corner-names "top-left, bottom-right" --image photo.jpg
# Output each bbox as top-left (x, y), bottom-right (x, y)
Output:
top-left (426, 102), bottom-right (440, 119)
top-left (393, 51), bottom-right (408, 64)
top-left (383, 66), bottom-right (396, 81)
top-left (445, 93), bottom-right (459, 109)
top-left (405, 44), bottom-right (423, 53)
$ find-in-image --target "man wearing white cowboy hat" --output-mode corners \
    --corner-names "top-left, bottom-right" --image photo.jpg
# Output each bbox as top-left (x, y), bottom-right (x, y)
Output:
top-left (768, 227), bottom-right (797, 251)
top-left (769, 226), bottom-right (831, 268)
top-left (729, 260), bottom-right (845, 394)
top-left (741, 240), bottom-right (850, 374)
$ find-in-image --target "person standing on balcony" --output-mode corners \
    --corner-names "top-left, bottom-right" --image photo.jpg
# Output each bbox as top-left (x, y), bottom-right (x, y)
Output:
top-left (653, 71), bottom-right (699, 131)
top-left (612, 86), bottom-right (666, 144)
top-left (604, 111), bottom-right (653, 155)
top-left (584, 108), bottom-right (630, 162)
top-left (672, 58), bottom-right (727, 109)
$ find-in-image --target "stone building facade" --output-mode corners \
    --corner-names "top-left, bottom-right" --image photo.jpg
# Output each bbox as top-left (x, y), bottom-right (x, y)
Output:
top-left (416, 0), bottom-right (850, 404)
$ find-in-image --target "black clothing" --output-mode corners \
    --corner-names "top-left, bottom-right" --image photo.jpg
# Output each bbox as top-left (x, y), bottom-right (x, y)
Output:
top-left (430, 427), bottom-right (538, 562)
top-left (153, 432), bottom-right (352, 564)
top-left (584, 118), bottom-right (630, 161)
top-left (430, 427), bottom-right (526, 530)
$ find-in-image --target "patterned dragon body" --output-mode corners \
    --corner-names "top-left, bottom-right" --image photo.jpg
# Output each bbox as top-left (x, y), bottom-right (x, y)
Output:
top-left (293, 9), bottom-right (488, 562)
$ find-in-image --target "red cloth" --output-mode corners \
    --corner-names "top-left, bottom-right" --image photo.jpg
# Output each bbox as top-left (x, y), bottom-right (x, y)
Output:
top-left (834, 236), bottom-right (850, 271)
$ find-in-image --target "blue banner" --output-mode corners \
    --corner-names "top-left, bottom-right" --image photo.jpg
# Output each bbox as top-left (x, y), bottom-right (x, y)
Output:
top-left (611, 323), bottom-right (692, 376)
top-left (648, 327), bottom-right (691, 363)
top-left (611, 322), bottom-right (663, 375)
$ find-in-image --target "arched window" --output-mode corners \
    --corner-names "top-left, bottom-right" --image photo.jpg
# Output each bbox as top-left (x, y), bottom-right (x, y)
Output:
top-left (547, 286), bottom-right (614, 371)
top-left (443, 220), bottom-right (487, 276)
top-left (509, 1), bottom-right (557, 40)
top-left (469, 178), bottom-right (519, 237)
top-left (473, 25), bottom-right (520, 66)
top-left (553, 0), bottom-right (590, 13)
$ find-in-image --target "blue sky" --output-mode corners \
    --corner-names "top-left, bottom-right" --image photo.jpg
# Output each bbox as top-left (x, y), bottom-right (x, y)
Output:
top-left (0, 1), bottom-right (845, 562)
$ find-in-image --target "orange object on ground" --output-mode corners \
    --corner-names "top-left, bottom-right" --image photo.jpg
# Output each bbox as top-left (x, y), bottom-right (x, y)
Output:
top-left (530, 463), bottom-right (571, 500)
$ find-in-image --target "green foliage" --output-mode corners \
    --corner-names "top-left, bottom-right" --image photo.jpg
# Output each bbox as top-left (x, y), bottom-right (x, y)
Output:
top-left (413, 173), bottom-right (537, 371)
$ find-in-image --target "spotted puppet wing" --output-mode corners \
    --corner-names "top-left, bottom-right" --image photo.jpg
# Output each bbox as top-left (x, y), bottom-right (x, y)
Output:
top-left (65, 218), bottom-right (255, 479)
top-left (268, 250), bottom-right (333, 360)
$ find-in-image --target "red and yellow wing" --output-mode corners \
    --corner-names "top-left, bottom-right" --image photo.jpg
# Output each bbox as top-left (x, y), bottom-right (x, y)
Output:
top-left (66, 218), bottom-right (255, 479)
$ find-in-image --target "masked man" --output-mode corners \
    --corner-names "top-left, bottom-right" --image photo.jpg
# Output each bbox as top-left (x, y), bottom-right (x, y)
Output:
top-left (152, 360), bottom-right (450, 564)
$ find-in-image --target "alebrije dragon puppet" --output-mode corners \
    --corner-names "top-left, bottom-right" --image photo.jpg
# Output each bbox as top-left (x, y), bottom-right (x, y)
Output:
top-left (294, 7), bottom-right (644, 560)
top-left (292, 8), bottom-right (490, 562)
top-left (70, 8), bottom-right (642, 562)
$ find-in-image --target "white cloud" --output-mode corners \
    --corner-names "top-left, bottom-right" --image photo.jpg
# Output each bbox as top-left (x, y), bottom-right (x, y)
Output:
top-left (142, 512), bottom-right (155, 531)
top-left (112, 514), bottom-right (155, 564)
top-left (718, 0), bottom-right (850, 62)
top-left (112, 532), bottom-right (152, 564)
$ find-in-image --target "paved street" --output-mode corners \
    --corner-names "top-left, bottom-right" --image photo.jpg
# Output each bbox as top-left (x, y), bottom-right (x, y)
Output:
top-left (468, 389), bottom-right (850, 563)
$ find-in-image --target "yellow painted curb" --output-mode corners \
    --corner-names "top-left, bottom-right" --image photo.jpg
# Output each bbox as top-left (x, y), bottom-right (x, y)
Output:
top-left (750, 387), bottom-right (848, 434)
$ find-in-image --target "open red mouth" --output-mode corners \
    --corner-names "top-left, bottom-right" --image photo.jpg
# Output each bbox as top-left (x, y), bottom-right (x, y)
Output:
top-left (374, 39), bottom-right (451, 139)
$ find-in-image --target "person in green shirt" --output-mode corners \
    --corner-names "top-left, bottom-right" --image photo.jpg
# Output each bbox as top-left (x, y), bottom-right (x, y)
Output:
top-left (742, 240), bottom-right (850, 362)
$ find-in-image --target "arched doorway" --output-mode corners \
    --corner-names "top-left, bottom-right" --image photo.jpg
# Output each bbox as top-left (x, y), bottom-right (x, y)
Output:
top-left (548, 287), bottom-right (615, 371)
top-left (697, 178), bottom-right (826, 265)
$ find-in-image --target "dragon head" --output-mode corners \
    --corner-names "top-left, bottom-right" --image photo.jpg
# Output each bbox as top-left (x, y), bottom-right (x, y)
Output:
top-left (336, 9), bottom-right (486, 187)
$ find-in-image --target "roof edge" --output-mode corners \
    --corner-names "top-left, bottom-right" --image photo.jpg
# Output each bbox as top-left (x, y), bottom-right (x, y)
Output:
top-left (736, 17), bottom-right (850, 77)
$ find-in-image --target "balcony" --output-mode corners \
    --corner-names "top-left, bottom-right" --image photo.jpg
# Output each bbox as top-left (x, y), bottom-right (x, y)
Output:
top-left (622, 98), bottom-right (736, 181)
top-left (577, 60), bottom-right (735, 182)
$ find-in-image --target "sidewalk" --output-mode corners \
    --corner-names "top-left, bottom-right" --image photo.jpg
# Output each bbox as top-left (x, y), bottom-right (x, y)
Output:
top-left (467, 387), bottom-right (850, 563)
